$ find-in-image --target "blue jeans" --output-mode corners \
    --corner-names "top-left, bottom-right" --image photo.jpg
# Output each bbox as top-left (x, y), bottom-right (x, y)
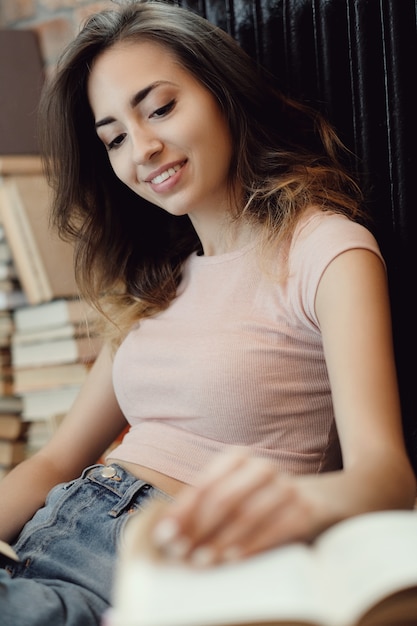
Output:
top-left (0, 464), bottom-right (169, 626)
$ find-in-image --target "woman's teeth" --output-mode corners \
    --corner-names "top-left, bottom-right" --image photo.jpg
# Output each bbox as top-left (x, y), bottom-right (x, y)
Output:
top-left (151, 164), bottom-right (182, 184)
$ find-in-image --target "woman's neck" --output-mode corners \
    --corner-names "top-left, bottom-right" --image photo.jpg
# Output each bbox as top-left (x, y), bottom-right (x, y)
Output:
top-left (190, 214), bottom-right (259, 257)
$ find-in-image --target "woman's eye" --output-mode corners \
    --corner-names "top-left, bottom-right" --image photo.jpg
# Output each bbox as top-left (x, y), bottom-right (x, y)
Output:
top-left (151, 99), bottom-right (176, 118)
top-left (108, 133), bottom-right (126, 151)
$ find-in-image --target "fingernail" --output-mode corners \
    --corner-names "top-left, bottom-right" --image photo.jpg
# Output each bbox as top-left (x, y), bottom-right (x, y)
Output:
top-left (165, 537), bottom-right (191, 560)
top-left (190, 546), bottom-right (215, 568)
top-left (152, 518), bottom-right (180, 547)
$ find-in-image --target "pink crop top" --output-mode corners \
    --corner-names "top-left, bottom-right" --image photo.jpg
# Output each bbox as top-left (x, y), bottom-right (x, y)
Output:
top-left (110, 210), bottom-right (384, 485)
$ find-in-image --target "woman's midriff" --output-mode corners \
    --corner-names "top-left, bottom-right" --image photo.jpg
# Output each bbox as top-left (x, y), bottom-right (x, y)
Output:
top-left (106, 458), bottom-right (188, 497)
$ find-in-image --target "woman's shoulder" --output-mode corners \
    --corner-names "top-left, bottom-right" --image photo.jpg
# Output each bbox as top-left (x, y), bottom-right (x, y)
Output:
top-left (279, 208), bottom-right (384, 329)
top-left (296, 206), bottom-right (372, 235)
top-left (291, 207), bottom-right (381, 261)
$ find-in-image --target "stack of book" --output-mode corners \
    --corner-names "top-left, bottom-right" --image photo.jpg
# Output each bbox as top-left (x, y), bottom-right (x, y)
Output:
top-left (0, 394), bottom-right (26, 480)
top-left (0, 336), bottom-right (14, 398)
top-left (0, 226), bottom-right (24, 403)
top-left (0, 222), bottom-right (25, 399)
top-left (12, 298), bottom-right (100, 455)
top-left (0, 222), bottom-right (27, 312)
top-left (0, 170), bottom-right (29, 473)
top-left (0, 33), bottom-right (92, 463)
top-left (0, 157), bottom-right (100, 458)
top-left (0, 173), bottom-right (78, 305)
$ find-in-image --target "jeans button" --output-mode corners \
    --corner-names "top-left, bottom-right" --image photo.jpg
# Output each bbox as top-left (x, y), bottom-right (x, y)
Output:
top-left (101, 466), bottom-right (117, 478)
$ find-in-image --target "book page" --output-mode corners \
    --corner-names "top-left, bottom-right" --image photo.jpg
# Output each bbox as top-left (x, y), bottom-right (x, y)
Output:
top-left (111, 544), bottom-right (327, 626)
top-left (312, 510), bottom-right (417, 625)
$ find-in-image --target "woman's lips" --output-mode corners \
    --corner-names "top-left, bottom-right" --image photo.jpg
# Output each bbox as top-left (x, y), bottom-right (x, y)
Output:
top-left (151, 163), bottom-right (183, 184)
top-left (146, 160), bottom-right (187, 192)
top-left (146, 160), bottom-right (186, 184)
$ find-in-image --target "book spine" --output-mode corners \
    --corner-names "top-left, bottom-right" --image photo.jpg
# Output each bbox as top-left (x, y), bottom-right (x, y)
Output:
top-left (0, 181), bottom-right (52, 303)
top-left (0, 291), bottom-right (27, 311)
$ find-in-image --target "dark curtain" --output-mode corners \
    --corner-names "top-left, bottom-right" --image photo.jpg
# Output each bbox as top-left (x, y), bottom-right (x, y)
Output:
top-left (175, 0), bottom-right (417, 473)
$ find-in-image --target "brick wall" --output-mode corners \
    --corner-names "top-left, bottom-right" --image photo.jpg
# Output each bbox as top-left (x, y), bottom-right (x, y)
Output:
top-left (0, 0), bottom-right (113, 71)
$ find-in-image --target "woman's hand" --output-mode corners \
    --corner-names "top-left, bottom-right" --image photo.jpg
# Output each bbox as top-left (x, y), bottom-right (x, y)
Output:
top-left (151, 448), bottom-right (316, 566)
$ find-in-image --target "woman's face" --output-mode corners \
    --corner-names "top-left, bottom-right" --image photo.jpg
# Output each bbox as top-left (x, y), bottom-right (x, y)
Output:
top-left (88, 40), bottom-right (235, 219)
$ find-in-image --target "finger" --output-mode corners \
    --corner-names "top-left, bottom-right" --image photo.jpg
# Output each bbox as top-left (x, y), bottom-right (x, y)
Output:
top-left (152, 450), bottom-right (278, 555)
top-left (159, 448), bottom-right (249, 522)
top-left (173, 454), bottom-right (278, 544)
top-left (189, 476), bottom-right (300, 565)
top-left (235, 495), bottom-right (314, 560)
top-left (152, 448), bottom-right (248, 540)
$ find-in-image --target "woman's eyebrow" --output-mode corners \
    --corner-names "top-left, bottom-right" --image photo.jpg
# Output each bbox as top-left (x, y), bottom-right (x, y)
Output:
top-left (94, 80), bottom-right (177, 129)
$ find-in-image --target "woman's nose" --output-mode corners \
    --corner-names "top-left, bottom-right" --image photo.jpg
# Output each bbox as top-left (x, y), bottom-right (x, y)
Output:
top-left (131, 127), bottom-right (163, 164)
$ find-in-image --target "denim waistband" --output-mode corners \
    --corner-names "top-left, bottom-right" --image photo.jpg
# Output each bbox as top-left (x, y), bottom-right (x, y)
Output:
top-left (81, 463), bottom-right (171, 517)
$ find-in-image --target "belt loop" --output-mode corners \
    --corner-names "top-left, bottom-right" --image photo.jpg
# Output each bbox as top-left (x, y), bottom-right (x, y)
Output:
top-left (108, 481), bottom-right (152, 518)
top-left (81, 463), bottom-right (103, 479)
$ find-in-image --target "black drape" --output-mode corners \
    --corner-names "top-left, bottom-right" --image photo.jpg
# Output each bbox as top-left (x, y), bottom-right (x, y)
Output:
top-left (176, 0), bottom-right (417, 473)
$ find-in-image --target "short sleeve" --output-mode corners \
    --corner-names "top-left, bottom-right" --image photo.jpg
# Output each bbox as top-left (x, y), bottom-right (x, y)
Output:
top-left (287, 211), bottom-right (385, 330)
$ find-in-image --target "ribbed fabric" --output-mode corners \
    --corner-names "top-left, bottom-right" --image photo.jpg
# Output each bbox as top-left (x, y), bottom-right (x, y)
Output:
top-left (110, 211), bottom-right (383, 485)
top-left (173, 0), bottom-right (417, 473)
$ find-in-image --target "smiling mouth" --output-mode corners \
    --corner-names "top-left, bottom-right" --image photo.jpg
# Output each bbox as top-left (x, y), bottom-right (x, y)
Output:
top-left (151, 162), bottom-right (184, 185)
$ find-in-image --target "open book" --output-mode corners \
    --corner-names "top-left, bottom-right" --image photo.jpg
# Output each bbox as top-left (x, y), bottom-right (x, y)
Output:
top-left (106, 507), bottom-right (417, 626)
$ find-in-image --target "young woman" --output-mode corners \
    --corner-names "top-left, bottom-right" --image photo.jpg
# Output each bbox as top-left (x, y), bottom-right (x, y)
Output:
top-left (0, 1), bottom-right (415, 624)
